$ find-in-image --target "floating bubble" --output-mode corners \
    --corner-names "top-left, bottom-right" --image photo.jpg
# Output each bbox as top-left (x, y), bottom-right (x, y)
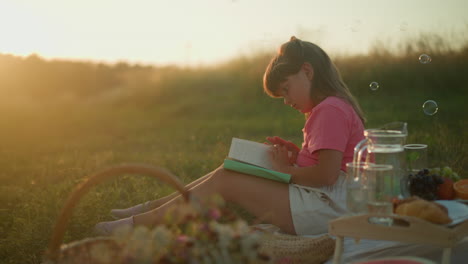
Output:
top-left (369, 82), bottom-right (379, 91)
top-left (419, 54), bottom-right (432, 64)
top-left (349, 19), bottom-right (362, 32)
top-left (422, 100), bottom-right (438, 115)
top-left (399, 22), bottom-right (408, 31)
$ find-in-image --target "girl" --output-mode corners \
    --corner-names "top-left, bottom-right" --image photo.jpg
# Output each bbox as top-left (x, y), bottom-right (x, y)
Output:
top-left (95, 36), bottom-right (365, 236)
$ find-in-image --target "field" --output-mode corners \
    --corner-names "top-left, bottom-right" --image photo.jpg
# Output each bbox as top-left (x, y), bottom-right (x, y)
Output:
top-left (1, 34), bottom-right (467, 263)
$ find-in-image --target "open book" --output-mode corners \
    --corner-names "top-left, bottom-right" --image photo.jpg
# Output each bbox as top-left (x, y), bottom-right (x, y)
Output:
top-left (223, 138), bottom-right (291, 183)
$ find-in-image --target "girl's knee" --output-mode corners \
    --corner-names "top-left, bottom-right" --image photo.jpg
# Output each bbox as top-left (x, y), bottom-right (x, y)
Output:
top-left (210, 167), bottom-right (227, 183)
top-left (210, 167), bottom-right (237, 194)
top-left (213, 164), bottom-right (226, 173)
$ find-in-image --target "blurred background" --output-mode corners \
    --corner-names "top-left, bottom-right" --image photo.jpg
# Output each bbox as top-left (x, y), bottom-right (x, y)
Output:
top-left (1, 0), bottom-right (467, 263)
top-left (2, 0), bottom-right (467, 65)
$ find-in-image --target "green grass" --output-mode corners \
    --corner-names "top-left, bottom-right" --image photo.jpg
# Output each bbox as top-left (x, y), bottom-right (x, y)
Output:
top-left (1, 34), bottom-right (467, 263)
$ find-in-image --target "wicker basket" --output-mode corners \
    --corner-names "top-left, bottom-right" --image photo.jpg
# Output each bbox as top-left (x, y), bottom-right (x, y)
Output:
top-left (43, 163), bottom-right (190, 264)
top-left (259, 232), bottom-right (335, 264)
top-left (43, 163), bottom-right (335, 264)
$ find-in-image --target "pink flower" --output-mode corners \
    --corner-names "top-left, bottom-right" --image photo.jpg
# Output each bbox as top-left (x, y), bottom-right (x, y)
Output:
top-left (208, 208), bottom-right (221, 220)
top-left (176, 235), bottom-right (189, 243)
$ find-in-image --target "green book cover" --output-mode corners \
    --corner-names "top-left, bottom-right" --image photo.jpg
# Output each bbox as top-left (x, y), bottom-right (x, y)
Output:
top-left (223, 158), bottom-right (291, 184)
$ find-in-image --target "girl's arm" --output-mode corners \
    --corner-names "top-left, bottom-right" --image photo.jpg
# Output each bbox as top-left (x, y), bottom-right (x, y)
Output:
top-left (270, 146), bottom-right (342, 187)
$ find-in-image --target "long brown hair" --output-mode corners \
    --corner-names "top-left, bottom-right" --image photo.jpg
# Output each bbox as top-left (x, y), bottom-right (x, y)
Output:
top-left (263, 36), bottom-right (366, 123)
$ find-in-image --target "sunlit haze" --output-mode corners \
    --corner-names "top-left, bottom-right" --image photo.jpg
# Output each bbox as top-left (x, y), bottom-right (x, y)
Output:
top-left (1, 0), bottom-right (467, 66)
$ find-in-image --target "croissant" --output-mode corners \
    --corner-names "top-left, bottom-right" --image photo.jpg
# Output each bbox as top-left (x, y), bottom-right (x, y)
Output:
top-left (395, 198), bottom-right (451, 224)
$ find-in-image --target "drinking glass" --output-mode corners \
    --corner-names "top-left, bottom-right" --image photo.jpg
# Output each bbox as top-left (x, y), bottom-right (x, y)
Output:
top-left (346, 162), bottom-right (369, 214)
top-left (404, 144), bottom-right (428, 173)
top-left (365, 164), bottom-right (395, 225)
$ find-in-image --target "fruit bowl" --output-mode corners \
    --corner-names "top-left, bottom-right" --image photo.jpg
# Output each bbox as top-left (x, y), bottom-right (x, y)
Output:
top-left (406, 167), bottom-right (461, 200)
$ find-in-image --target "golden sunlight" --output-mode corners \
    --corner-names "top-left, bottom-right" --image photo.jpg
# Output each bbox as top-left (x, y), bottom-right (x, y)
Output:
top-left (1, 0), bottom-right (467, 66)
top-left (0, 2), bottom-right (53, 55)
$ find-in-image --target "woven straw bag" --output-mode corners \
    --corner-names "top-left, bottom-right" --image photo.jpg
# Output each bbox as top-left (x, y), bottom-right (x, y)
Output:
top-left (42, 163), bottom-right (335, 264)
top-left (259, 232), bottom-right (335, 264)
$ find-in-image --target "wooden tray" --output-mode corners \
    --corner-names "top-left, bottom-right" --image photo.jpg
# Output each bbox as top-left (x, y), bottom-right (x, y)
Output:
top-left (329, 214), bottom-right (468, 264)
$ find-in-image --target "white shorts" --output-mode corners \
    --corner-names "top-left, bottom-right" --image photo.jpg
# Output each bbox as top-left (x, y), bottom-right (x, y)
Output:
top-left (289, 171), bottom-right (348, 235)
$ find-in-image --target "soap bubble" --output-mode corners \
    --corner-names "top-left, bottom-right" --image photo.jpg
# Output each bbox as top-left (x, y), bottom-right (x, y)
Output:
top-left (349, 19), bottom-right (362, 32)
top-left (399, 22), bottom-right (408, 31)
top-left (422, 100), bottom-right (438, 115)
top-left (419, 54), bottom-right (432, 64)
top-left (369, 82), bottom-right (379, 91)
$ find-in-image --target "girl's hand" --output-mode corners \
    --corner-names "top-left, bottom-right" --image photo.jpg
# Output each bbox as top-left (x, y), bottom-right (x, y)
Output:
top-left (269, 145), bottom-right (292, 174)
top-left (266, 136), bottom-right (300, 165)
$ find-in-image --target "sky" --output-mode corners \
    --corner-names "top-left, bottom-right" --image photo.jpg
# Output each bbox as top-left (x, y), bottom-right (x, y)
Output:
top-left (0, 0), bottom-right (467, 66)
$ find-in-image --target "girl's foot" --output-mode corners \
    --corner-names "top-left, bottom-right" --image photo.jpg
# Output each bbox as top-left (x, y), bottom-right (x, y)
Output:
top-left (94, 217), bottom-right (134, 236)
top-left (110, 201), bottom-right (151, 219)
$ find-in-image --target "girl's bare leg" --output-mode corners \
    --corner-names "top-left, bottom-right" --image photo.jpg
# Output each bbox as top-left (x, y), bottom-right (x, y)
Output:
top-left (146, 171), bottom-right (215, 208)
top-left (110, 171), bottom-right (215, 219)
top-left (134, 167), bottom-right (295, 234)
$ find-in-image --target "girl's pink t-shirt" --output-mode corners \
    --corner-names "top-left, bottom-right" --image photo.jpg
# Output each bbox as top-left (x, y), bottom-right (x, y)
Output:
top-left (296, 96), bottom-right (364, 172)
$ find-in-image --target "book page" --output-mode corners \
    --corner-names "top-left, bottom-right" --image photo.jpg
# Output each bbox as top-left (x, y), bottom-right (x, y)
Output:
top-left (228, 138), bottom-right (273, 170)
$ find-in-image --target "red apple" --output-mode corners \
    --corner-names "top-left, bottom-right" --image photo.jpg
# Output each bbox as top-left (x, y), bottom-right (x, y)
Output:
top-left (437, 177), bottom-right (455, 200)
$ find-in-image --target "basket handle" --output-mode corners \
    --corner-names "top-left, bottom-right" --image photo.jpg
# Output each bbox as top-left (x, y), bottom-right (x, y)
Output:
top-left (45, 163), bottom-right (190, 262)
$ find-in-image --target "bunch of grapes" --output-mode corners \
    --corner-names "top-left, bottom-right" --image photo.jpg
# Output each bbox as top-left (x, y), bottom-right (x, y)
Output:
top-left (407, 168), bottom-right (444, 200)
top-left (430, 166), bottom-right (461, 182)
